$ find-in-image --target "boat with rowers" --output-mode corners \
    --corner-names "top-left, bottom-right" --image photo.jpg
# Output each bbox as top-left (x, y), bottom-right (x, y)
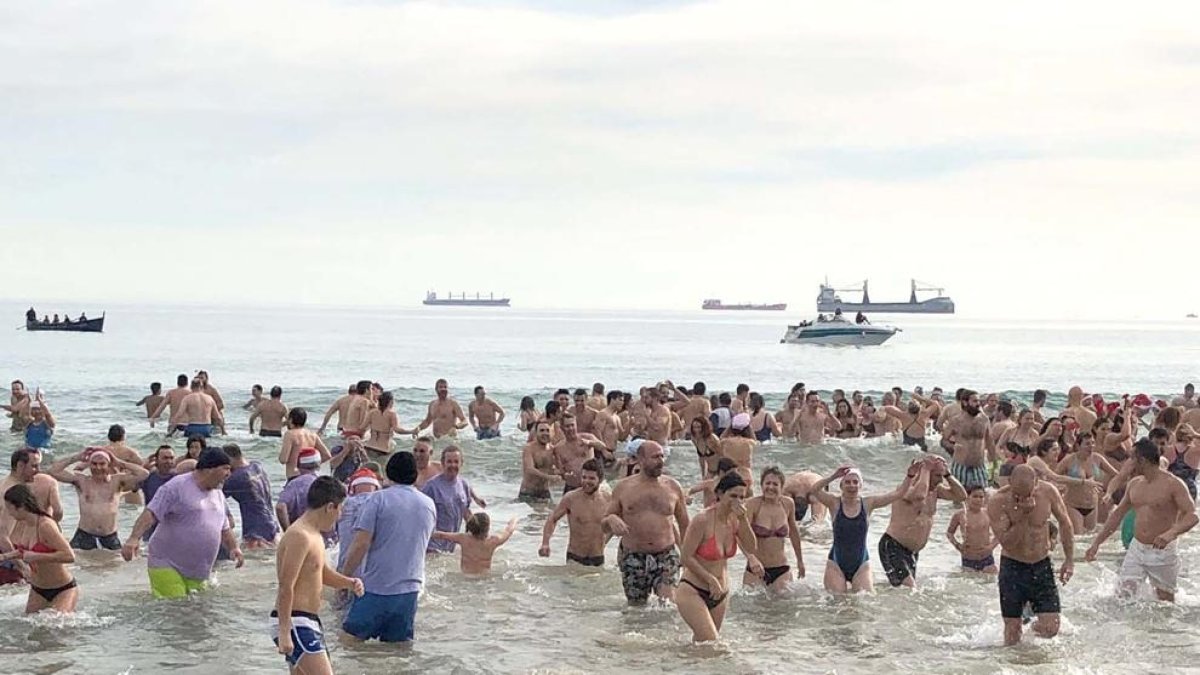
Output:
top-left (780, 310), bottom-right (898, 346)
top-left (24, 307), bottom-right (105, 333)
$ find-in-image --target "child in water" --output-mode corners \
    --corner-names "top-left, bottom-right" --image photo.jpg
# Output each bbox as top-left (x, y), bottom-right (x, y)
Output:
top-left (431, 513), bottom-right (518, 575)
top-left (946, 484), bottom-right (1000, 573)
top-left (136, 382), bottom-right (163, 427)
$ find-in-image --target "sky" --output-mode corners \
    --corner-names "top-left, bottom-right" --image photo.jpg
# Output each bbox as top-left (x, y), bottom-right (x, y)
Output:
top-left (2, 0), bottom-right (1199, 318)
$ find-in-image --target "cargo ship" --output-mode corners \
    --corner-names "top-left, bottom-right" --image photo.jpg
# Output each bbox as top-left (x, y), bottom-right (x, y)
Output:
top-left (816, 279), bottom-right (955, 314)
top-left (702, 299), bottom-right (788, 311)
top-left (423, 291), bottom-right (510, 307)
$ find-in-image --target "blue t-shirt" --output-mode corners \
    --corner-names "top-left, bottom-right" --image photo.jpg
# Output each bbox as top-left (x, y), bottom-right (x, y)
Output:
top-left (223, 461), bottom-right (280, 543)
top-left (420, 474), bottom-right (472, 553)
top-left (350, 485), bottom-right (435, 595)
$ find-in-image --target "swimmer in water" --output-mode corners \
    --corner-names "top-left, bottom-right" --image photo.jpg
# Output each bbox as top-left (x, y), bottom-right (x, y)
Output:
top-left (947, 484), bottom-right (999, 573)
top-left (0, 484), bottom-right (77, 613)
top-left (432, 512), bottom-right (518, 575)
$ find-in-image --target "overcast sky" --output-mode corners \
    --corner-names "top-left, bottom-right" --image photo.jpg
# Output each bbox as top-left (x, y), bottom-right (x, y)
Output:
top-left (2, 1), bottom-right (1198, 318)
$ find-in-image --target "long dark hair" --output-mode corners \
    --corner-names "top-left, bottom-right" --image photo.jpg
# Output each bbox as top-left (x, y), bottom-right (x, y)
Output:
top-left (3, 484), bottom-right (51, 519)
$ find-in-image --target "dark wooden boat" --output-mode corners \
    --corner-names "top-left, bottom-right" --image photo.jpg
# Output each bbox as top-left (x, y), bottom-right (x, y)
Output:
top-left (26, 312), bottom-right (105, 333)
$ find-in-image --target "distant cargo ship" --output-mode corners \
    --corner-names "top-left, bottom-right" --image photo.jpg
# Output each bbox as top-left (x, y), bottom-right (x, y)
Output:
top-left (423, 291), bottom-right (510, 307)
top-left (702, 299), bottom-right (788, 311)
top-left (817, 279), bottom-right (955, 314)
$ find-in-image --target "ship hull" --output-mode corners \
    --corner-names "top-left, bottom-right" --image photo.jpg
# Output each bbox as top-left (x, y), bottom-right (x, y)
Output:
top-left (781, 325), bottom-right (897, 346)
top-left (423, 299), bottom-right (510, 307)
top-left (26, 316), bottom-right (105, 332)
top-left (702, 304), bottom-right (787, 311)
top-left (816, 299), bottom-right (954, 314)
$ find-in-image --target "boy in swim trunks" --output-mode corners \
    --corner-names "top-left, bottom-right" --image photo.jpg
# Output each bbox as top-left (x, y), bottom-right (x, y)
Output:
top-left (273, 476), bottom-right (363, 673)
top-left (947, 484), bottom-right (999, 573)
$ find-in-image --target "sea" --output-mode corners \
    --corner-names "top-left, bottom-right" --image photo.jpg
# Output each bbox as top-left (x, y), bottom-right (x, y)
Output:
top-left (1, 303), bottom-right (1199, 674)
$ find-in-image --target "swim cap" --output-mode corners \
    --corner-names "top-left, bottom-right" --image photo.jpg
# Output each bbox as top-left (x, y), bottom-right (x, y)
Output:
top-left (87, 449), bottom-right (112, 464)
top-left (624, 438), bottom-right (644, 457)
top-left (731, 413), bottom-right (751, 430)
top-left (839, 468), bottom-right (863, 489)
top-left (350, 468), bottom-right (380, 489)
top-left (195, 447), bottom-right (231, 470)
top-left (297, 447), bottom-right (320, 467)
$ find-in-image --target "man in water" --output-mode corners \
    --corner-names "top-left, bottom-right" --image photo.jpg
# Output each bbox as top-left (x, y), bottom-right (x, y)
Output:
top-left (554, 414), bottom-right (610, 491)
top-left (468, 386), bottom-right (506, 440)
top-left (775, 394), bottom-right (802, 441)
top-left (276, 449), bottom-right (323, 533)
top-left (935, 388), bottom-right (967, 433)
top-left (1171, 383), bottom-right (1197, 409)
top-left (1086, 438), bottom-right (1198, 602)
top-left (671, 381), bottom-right (711, 433)
top-left (0, 448), bottom-right (63, 584)
top-left (878, 456), bottom-right (967, 588)
top-left (272, 476), bottom-right (363, 673)
top-left (4, 380), bottom-right (31, 432)
top-left (23, 395), bottom-right (55, 451)
top-left (990, 400), bottom-right (1017, 448)
top-left (943, 390), bottom-right (995, 489)
top-left (1063, 386), bottom-right (1098, 436)
top-left (318, 384), bottom-right (357, 435)
top-left (102, 424), bottom-right (146, 505)
top-left (631, 388), bottom-right (671, 446)
top-left (336, 469), bottom-right (381, 572)
top-left (731, 383), bottom-right (750, 415)
top-left (279, 408), bottom-right (331, 480)
top-left (590, 391), bottom-right (624, 459)
top-left (540, 459), bottom-right (611, 566)
top-left (223, 444), bottom-right (280, 549)
top-left (422, 446), bottom-right (473, 552)
top-left (1030, 389), bottom-right (1049, 424)
top-left (520, 421), bottom-right (559, 501)
top-left (178, 378), bottom-right (224, 438)
top-left (136, 382), bottom-right (165, 427)
top-left (249, 386), bottom-right (288, 437)
top-left (412, 437), bottom-right (442, 489)
top-left (569, 388), bottom-right (597, 435)
top-left (340, 452), bottom-right (436, 644)
top-left (603, 441), bottom-right (689, 604)
top-left (48, 448), bottom-right (148, 551)
top-left (241, 384), bottom-right (264, 412)
top-left (414, 379), bottom-right (468, 439)
top-left (195, 370), bottom-right (226, 414)
top-left (988, 465), bottom-right (1075, 646)
top-left (122, 447), bottom-right (244, 598)
top-left (788, 392), bottom-right (842, 444)
top-left (151, 375), bottom-right (192, 436)
top-left (587, 383), bottom-right (607, 411)
top-left (337, 381), bottom-right (374, 439)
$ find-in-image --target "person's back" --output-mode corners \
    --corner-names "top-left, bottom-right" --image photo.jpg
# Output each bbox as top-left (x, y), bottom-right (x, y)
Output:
top-left (435, 513), bottom-right (517, 575)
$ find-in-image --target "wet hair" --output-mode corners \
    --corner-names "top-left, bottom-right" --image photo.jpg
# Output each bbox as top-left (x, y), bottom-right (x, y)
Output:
top-left (520, 396), bottom-right (535, 412)
top-left (306, 475), bottom-right (347, 510)
top-left (1149, 428), bottom-right (1171, 443)
top-left (592, 382), bottom-right (605, 395)
top-left (997, 401), bottom-right (1014, 419)
top-left (544, 400), bottom-right (561, 418)
top-left (555, 388), bottom-right (570, 399)
top-left (805, 391), bottom-right (820, 401)
top-left (954, 388), bottom-right (967, 402)
top-left (1035, 438), bottom-right (1058, 458)
top-left (347, 384), bottom-right (356, 394)
top-left (835, 399), bottom-right (853, 417)
top-left (749, 393), bottom-right (765, 415)
top-left (288, 407), bottom-right (308, 427)
top-left (692, 415), bottom-right (714, 437)
top-left (186, 435), bottom-right (207, 452)
top-left (1134, 437), bottom-right (1160, 465)
top-left (693, 382), bottom-right (707, 396)
top-left (355, 380), bottom-right (371, 395)
top-left (907, 401), bottom-right (921, 415)
top-left (190, 378), bottom-right (203, 390)
top-left (760, 466), bottom-right (785, 485)
top-left (441, 445), bottom-right (463, 462)
top-left (961, 389), bottom-right (978, 403)
top-left (378, 391), bottom-right (394, 411)
top-left (716, 457), bottom-right (737, 474)
top-left (270, 386), bottom-right (282, 398)
top-left (3, 484), bottom-right (51, 519)
top-left (1158, 407), bottom-right (1182, 432)
top-left (967, 484), bottom-right (987, 495)
top-left (607, 390), bottom-right (623, 404)
top-left (222, 443), bottom-right (242, 459)
top-left (177, 374), bottom-right (189, 387)
top-left (718, 392), bottom-right (732, 407)
top-left (108, 424), bottom-right (125, 442)
top-left (574, 388), bottom-right (587, 397)
top-left (790, 382), bottom-right (806, 395)
top-left (11, 447), bottom-right (39, 471)
top-left (580, 459), bottom-right (601, 477)
top-left (436, 378), bottom-right (448, 387)
top-left (150, 382), bottom-right (162, 394)
top-left (465, 512), bottom-right (490, 539)
top-left (715, 471), bottom-right (747, 495)
top-left (736, 384), bottom-right (749, 395)
top-left (474, 385), bottom-right (485, 395)
top-left (386, 451), bottom-right (419, 485)
top-left (622, 392), bottom-right (633, 409)
top-left (1032, 389), bottom-right (1048, 405)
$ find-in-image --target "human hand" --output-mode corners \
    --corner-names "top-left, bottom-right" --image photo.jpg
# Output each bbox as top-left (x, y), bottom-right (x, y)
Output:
top-left (277, 631), bottom-right (293, 657)
top-left (606, 517), bottom-right (629, 537)
top-left (231, 547), bottom-right (245, 568)
top-left (1084, 544), bottom-right (1098, 562)
top-left (796, 560), bottom-right (806, 578)
top-left (707, 575), bottom-right (727, 598)
top-left (121, 540), bottom-right (139, 562)
top-left (1154, 531), bottom-right (1177, 549)
top-left (746, 555), bottom-right (764, 578)
top-left (538, 544), bottom-right (550, 558)
top-left (831, 466), bottom-right (852, 480)
top-left (1058, 561), bottom-right (1074, 585)
top-left (350, 578), bottom-right (365, 597)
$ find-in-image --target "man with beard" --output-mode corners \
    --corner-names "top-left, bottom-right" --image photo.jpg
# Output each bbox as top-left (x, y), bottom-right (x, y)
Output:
top-left (540, 460), bottom-right (611, 566)
top-left (48, 448), bottom-right (149, 551)
top-left (988, 465), bottom-right (1075, 646)
top-left (943, 390), bottom-right (995, 489)
top-left (1086, 438), bottom-right (1198, 602)
top-left (554, 414), bottom-right (610, 493)
top-left (414, 379), bottom-right (468, 439)
top-left (788, 392), bottom-right (843, 444)
top-left (603, 441), bottom-right (689, 604)
top-left (878, 455), bottom-right (967, 588)
top-left (519, 421), bottom-right (559, 501)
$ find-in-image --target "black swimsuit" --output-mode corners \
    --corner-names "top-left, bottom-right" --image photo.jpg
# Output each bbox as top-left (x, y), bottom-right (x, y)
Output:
top-left (33, 579), bottom-right (77, 603)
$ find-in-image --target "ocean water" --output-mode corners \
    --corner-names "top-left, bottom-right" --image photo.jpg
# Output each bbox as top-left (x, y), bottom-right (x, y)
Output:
top-left (1, 303), bottom-right (1199, 674)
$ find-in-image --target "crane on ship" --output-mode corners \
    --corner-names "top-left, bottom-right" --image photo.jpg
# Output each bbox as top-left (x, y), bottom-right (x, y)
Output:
top-left (910, 279), bottom-right (945, 302)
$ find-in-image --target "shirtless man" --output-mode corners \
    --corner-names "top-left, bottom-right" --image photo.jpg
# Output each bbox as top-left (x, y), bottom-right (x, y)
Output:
top-left (540, 460), bottom-right (612, 566)
top-left (603, 441), bottom-right (689, 604)
top-left (553, 415), bottom-right (609, 493)
top-left (272, 476), bottom-right (363, 674)
top-left (670, 381), bottom-right (711, 433)
top-left (196, 370), bottom-right (225, 412)
top-left (569, 389), bottom-right (597, 435)
top-left (104, 424), bottom-right (146, 505)
top-left (1030, 389), bottom-right (1049, 424)
top-left (413, 438), bottom-right (442, 489)
top-left (468, 386), bottom-right (506, 440)
top-left (1063, 386), bottom-right (1098, 437)
top-left (587, 383), bottom-right (607, 411)
top-left (730, 384), bottom-right (750, 415)
top-left (788, 392), bottom-right (843, 444)
top-left (878, 456), bottom-right (967, 588)
top-left (48, 449), bottom-right (148, 551)
top-left (279, 408), bottom-right (331, 480)
top-left (943, 390), bottom-right (995, 489)
top-left (339, 381), bottom-right (374, 439)
top-left (242, 385), bottom-right (264, 412)
top-left (4, 380), bottom-right (31, 432)
top-left (590, 391), bottom-right (625, 460)
top-left (250, 387), bottom-right (289, 437)
top-left (775, 394), bottom-right (802, 441)
top-left (414, 379), bottom-right (468, 439)
top-left (988, 465), bottom-right (1075, 646)
top-left (178, 378), bottom-right (224, 438)
top-left (631, 388), bottom-right (671, 447)
top-left (1086, 438), bottom-right (1198, 602)
top-left (990, 401), bottom-right (1017, 448)
top-left (935, 388), bottom-right (966, 434)
top-left (318, 384), bottom-right (357, 435)
top-left (519, 421), bottom-right (559, 501)
top-left (1172, 383), bottom-right (1197, 409)
top-left (151, 375), bottom-right (192, 436)
top-left (136, 383), bottom-right (164, 427)
top-left (1, 449), bottom-right (63, 583)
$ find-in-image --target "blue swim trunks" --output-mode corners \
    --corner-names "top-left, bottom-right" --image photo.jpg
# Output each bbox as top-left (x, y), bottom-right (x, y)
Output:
top-left (270, 610), bottom-right (327, 667)
top-left (342, 591), bottom-right (419, 642)
top-left (184, 423), bottom-right (213, 438)
top-left (475, 427), bottom-right (501, 440)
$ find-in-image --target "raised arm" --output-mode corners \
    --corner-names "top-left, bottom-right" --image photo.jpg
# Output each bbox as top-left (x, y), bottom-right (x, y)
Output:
top-left (493, 517), bottom-right (519, 547)
top-left (46, 452), bottom-right (83, 485)
top-left (116, 458), bottom-right (150, 489)
top-left (866, 473), bottom-right (916, 512)
top-left (808, 469), bottom-right (847, 511)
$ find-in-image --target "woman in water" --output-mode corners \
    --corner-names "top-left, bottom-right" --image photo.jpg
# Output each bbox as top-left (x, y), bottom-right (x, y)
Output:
top-left (748, 393), bottom-right (779, 443)
top-left (742, 467), bottom-right (805, 591)
top-left (1163, 423), bottom-right (1200, 501)
top-left (675, 472), bottom-right (762, 642)
top-left (997, 409), bottom-right (1041, 486)
top-left (809, 466), bottom-right (913, 593)
top-left (0, 484), bottom-right (77, 614)
top-left (1053, 431), bottom-right (1118, 533)
top-left (517, 396), bottom-right (538, 439)
top-left (882, 395), bottom-right (939, 451)
top-left (689, 416), bottom-right (722, 479)
top-left (833, 400), bottom-right (859, 439)
top-left (363, 391), bottom-right (413, 457)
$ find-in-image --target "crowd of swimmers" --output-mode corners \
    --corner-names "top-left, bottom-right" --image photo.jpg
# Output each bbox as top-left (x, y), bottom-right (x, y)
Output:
top-left (2, 374), bottom-right (1200, 672)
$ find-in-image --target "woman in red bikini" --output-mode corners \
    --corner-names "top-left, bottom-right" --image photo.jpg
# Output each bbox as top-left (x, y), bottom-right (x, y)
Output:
top-left (1, 484), bottom-right (77, 613)
top-left (675, 472), bottom-right (762, 642)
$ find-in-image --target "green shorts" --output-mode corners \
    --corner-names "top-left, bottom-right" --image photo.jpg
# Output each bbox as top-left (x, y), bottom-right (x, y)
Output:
top-left (149, 567), bottom-right (208, 599)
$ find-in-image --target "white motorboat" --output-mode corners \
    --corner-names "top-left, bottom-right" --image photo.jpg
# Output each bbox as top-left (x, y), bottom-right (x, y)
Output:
top-left (780, 314), bottom-right (899, 346)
